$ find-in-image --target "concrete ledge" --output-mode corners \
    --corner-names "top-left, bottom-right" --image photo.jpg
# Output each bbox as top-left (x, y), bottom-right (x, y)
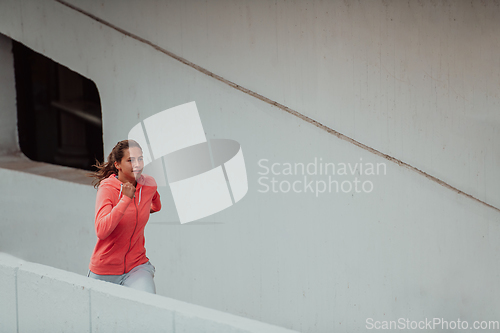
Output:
top-left (90, 286), bottom-right (174, 332)
top-left (0, 253), bottom-right (21, 332)
top-left (0, 253), bottom-right (298, 333)
top-left (0, 152), bottom-right (92, 186)
top-left (17, 260), bottom-right (91, 332)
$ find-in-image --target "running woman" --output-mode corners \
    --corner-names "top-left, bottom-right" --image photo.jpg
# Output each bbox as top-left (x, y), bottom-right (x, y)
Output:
top-left (87, 139), bottom-right (161, 293)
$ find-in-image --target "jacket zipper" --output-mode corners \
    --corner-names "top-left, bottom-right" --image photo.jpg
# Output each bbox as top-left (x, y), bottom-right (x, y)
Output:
top-left (123, 192), bottom-right (139, 274)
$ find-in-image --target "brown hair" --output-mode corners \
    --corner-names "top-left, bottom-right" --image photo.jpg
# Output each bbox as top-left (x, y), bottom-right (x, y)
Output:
top-left (88, 139), bottom-right (142, 188)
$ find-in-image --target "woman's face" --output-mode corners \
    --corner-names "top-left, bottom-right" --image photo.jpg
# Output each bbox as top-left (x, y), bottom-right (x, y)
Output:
top-left (115, 147), bottom-right (144, 183)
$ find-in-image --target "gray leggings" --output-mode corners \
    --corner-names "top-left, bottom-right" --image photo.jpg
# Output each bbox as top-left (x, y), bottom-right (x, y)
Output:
top-left (87, 261), bottom-right (156, 294)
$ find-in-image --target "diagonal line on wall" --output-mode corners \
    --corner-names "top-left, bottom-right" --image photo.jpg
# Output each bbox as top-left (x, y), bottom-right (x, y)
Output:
top-left (54, 0), bottom-right (500, 214)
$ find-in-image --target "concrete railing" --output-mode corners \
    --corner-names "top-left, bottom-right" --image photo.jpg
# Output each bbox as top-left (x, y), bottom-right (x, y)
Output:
top-left (0, 253), bottom-right (299, 333)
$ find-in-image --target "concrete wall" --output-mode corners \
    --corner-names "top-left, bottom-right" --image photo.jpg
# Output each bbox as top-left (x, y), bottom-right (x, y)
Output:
top-left (0, 165), bottom-right (96, 272)
top-left (0, 1), bottom-right (499, 332)
top-left (61, 0), bottom-right (500, 210)
top-left (0, 253), bottom-right (298, 333)
top-left (0, 33), bottom-right (19, 154)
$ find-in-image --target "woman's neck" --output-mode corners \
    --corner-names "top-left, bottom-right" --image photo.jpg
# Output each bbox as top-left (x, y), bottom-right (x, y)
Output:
top-left (117, 173), bottom-right (136, 187)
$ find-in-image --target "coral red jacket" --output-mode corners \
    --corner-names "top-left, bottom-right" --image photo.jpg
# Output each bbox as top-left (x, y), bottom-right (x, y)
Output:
top-left (89, 173), bottom-right (161, 275)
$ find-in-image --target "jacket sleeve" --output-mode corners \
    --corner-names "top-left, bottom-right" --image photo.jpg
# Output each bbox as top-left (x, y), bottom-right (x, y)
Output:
top-left (150, 190), bottom-right (162, 213)
top-left (95, 186), bottom-right (132, 240)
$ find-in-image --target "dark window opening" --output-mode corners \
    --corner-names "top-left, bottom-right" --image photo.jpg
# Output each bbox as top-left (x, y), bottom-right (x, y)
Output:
top-left (12, 41), bottom-right (103, 171)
